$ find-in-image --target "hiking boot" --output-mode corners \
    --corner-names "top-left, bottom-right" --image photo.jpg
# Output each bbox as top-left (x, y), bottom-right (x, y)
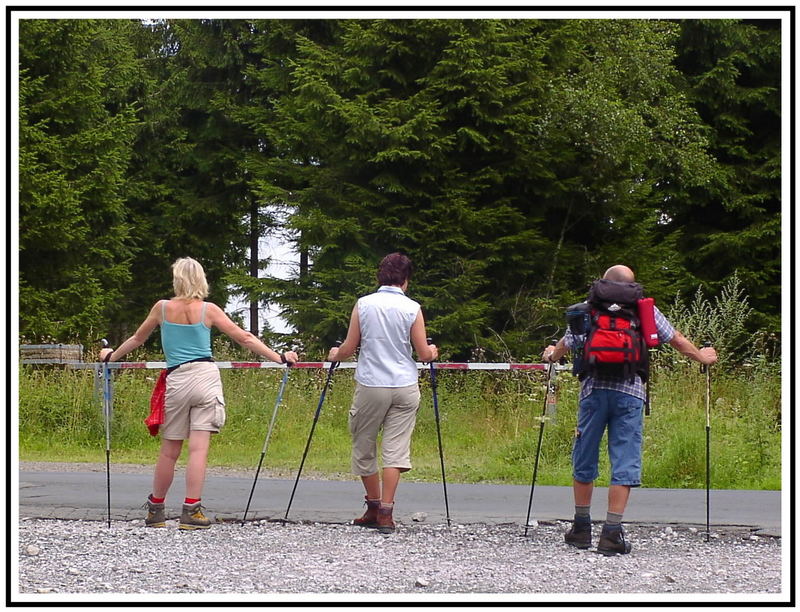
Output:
top-left (179, 501), bottom-right (212, 530)
top-left (597, 524), bottom-right (632, 556)
top-left (564, 519), bottom-right (592, 549)
top-left (142, 496), bottom-right (166, 528)
top-left (376, 504), bottom-right (395, 534)
top-left (352, 496), bottom-right (380, 528)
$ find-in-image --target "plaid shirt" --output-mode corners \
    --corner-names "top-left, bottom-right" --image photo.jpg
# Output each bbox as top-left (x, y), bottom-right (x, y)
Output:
top-left (564, 305), bottom-right (675, 401)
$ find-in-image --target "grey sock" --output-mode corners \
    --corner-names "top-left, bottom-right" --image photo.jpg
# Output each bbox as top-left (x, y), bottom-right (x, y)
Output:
top-left (575, 505), bottom-right (591, 521)
top-left (605, 511), bottom-right (623, 526)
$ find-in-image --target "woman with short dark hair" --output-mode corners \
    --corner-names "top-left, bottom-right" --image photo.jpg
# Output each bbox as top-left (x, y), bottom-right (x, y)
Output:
top-left (328, 253), bottom-right (438, 533)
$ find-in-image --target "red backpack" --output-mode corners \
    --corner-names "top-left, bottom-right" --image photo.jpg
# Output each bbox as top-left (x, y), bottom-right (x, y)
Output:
top-left (581, 279), bottom-right (649, 382)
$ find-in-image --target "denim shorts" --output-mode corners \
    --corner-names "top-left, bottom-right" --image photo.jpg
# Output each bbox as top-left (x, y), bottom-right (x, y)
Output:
top-left (571, 388), bottom-right (644, 486)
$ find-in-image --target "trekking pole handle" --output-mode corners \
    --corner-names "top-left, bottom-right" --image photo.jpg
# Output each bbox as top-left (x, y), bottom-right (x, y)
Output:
top-left (98, 338), bottom-right (115, 364)
top-left (546, 339), bottom-right (559, 379)
top-left (425, 337), bottom-right (436, 365)
top-left (700, 341), bottom-right (712, 373)
top-left (546, 339), bottom-right (563, 364)
top-left (330, 340), bottom-right (342, 370)
top-left (98, 338), bottom-right (111, 377)
top-left (425, 338), bottom-right (438, 389)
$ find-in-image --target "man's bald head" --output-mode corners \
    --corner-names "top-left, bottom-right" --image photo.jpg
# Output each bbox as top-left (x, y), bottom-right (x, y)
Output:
top-left (603, 265), bottom-right (636, 282)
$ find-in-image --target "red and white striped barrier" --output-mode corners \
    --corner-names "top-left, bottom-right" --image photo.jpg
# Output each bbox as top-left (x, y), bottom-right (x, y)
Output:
top-left (65, 361), bottom-right (569, 372)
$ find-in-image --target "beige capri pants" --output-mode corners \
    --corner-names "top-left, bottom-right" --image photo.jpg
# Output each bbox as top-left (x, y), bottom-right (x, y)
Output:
top-left (162, 362), bottom-right (226, 440)
top-left (349, 382), bottom-right (421, 476)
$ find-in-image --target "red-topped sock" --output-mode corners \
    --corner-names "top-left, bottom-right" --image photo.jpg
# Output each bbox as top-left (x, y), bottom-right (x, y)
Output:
top-left (149, 495), bottom-right (165, 504)
top-left (184, 497), bottom-right (200, 505)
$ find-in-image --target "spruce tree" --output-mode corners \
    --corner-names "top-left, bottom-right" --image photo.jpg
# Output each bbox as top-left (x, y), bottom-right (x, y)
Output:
top-left (19, 19), bottom-right (140, 342)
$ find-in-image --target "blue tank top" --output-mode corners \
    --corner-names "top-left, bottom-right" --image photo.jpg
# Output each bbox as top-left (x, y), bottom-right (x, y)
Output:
top-left (160, 301), bottom-right (212, 368)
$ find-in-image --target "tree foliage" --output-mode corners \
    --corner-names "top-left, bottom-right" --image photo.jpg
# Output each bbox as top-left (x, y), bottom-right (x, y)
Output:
top-left (118, 20), bottom-right (263, 338)
top-left (237, 19), bottom-right (723, 358)
top-left (667, 19), bottom-right (781, 330)
top-left (18, 17), bottom-right (782, 361)
top-left (19, 19), bottom-right (140, 341)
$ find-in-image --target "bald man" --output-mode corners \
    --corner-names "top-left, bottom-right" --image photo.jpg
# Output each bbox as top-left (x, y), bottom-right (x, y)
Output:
top-left (543, 265), bottom-right (717, 555)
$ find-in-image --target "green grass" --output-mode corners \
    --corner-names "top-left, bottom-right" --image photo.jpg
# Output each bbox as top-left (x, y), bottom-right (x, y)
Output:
top-left (18, 364), bottom-right (782, 490)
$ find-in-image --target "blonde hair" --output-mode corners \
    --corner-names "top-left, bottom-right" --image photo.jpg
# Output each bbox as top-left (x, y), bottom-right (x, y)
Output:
top-left (172, 257), bottom-right (209, 300)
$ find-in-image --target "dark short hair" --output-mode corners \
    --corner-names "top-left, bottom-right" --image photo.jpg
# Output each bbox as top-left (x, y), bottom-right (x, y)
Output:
top-left (377, 252), bottom-right (413, 286)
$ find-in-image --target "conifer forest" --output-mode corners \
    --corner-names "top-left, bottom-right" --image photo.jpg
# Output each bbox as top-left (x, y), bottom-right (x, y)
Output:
top-left (18, 17), bottom-right (782, 362)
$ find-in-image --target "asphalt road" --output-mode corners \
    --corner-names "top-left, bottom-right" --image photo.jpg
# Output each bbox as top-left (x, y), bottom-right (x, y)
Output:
top-left (17, 467), bottom-right (782, 536)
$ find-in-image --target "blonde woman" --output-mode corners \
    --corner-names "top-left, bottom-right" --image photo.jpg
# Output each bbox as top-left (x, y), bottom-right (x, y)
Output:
top-left (100, 257), bottom-right (298, 530)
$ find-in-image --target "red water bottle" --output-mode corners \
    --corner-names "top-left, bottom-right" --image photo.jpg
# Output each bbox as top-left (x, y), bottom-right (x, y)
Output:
top-left (638, 297), bottom-right (659, 347)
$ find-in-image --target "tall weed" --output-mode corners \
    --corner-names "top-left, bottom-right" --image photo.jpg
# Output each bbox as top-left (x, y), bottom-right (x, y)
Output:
top-left (18, 364), bottom-right (780, 490)
top-left (658, 272), bottom-right (758, 369)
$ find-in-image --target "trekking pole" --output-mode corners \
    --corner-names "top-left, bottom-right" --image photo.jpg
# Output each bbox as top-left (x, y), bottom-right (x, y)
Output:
top-left (427, 338), bottom-right (451, 527)
top-left (284, 342), bottom-right (340, 521)
top-left (100, 339), bottom-right (112, 529)
top-left (242, 362), bottom-right (292, 526)
top-left (700, 341), bottom-right (712, 542)
top-left (524, 340), bottom-right (558, 537)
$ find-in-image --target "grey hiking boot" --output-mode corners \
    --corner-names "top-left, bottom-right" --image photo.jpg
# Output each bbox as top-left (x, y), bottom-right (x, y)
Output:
top-left (143, 496), bottom-right (166, 528)
top-left (179, 501), bottom-right (212, 530)
top-left (596, 524), bottom-right (632, 555)
top-left (564, 518), bottom-right (592, 549)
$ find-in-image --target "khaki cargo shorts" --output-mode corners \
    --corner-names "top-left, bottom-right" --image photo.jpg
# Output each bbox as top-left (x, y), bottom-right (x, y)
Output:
top-left (349, 382), bottom-right (421, 476)
top-left (162, 362), bottom-right (226, 440)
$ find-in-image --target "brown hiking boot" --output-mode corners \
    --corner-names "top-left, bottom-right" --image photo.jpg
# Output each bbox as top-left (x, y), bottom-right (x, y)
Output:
top-left (142, 496), bottom-right (166, 528)
top-left (597, 524), bottom-right (632, 555)
top-left (377, 503), bottom-right (395, 534)
top-left (353, 496), bottom-right (380, 528)
top-left (179, 501), bottom-right (212, 530)
top-left (564, 518), bottom-right (592, 549)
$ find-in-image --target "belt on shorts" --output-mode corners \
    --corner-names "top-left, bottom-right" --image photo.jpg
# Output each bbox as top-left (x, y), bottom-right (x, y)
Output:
top-left (166, 356), bottom-right (214, 375)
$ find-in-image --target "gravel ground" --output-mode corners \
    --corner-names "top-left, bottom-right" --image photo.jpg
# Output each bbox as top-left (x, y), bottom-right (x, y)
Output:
top-left (16, 517), bottom-right (782, 599)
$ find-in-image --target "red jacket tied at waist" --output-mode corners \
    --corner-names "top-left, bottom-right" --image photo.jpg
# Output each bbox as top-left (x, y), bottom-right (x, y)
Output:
top-left (145, 370), bottom-right (167, 436)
